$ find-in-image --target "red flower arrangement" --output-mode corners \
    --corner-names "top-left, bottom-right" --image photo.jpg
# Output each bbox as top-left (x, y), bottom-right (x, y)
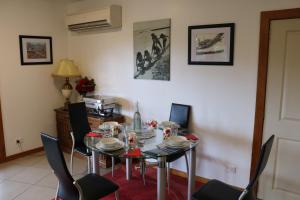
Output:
top-left (146, 120), bottom-right (158, 128)
top-left (75, 77), bottom-right (96, 96)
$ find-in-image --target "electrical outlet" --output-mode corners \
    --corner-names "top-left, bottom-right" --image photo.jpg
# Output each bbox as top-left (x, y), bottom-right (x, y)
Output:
top-left (15, 138), bottom-right (23, 144)
top-left (231, 167), bottom-right (237, 174)
top-left (227, 165), bottom-right (237, 174)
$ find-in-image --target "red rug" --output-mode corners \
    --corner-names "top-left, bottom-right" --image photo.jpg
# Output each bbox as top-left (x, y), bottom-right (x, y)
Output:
top-left (52, 166), bottom-right (202, 200)
top-left (102, 166), bottom-right (202, 200)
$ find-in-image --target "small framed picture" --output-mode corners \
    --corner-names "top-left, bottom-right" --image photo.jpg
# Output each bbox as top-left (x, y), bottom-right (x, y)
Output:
top-left (188, 23), bottom-right (235, 65)
top-left (19, 35), bottom-right (53, 65)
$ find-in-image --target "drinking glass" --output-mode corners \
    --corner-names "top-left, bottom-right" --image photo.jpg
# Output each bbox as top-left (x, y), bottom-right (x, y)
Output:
top-left (171, 127), bottom-right (178, 136)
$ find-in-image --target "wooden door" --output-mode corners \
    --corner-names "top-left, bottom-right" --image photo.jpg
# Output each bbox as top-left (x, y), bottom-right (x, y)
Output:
top-left (0, 101), bottom-right (6, 162)
top-left (258, 18), bottom-right (300, 200)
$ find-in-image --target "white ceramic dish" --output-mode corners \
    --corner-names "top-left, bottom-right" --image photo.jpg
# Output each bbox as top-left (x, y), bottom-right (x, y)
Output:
top-left (137, 132), bottom-right (156, 139)
top-left (159, 121), bottom-right (180, 129)
top-left (96, 140), bottom-right (124, 151)
top-left (165, 136), bottom-right (187, 146)
top-left (164, 141), bottom-right (189, 149)
top-left (99, 121), bottom-right (120, 130)
top-left (99, 137), bottom-right (119, 148)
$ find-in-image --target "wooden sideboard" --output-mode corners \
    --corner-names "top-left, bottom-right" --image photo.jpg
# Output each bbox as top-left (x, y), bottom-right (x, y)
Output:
top-left (55, 107), bottom-right (125, 168)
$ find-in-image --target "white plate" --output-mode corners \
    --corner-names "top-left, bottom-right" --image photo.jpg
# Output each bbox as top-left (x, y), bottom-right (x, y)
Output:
top-left (99, 121), bottom-right (120, 130)
top-left (136, 129), bottom-right (155, 139)
top-left (99, 138), bottom-right (119, 148)
top-left (164, 141), bottom-right (189, 149)
top-left (96, 140), bottom-right (124, 151)
top-left (137, 133), bottom-right (155, 139)
top-left (165, 136), bottom-right (187, 146)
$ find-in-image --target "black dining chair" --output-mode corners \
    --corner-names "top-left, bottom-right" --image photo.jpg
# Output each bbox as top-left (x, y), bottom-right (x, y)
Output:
top-left (192, 135), bottom-right (275, 200)
top-left (41, 132), bottom-right (119, 200)
top-left (68, 102), bottom-right (92, 175)
top-left (168, 103), bottom-right (191, 181)
top-left (165, 103), bottom-right (191, 192)
top-left (169, 103), bottom-right (191, 132)
top-left (142, 103), bottom-right (191, 191)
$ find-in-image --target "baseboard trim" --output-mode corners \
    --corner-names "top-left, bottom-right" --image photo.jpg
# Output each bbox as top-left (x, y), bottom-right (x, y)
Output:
top-left (4, 147), bottom-right (44, 162)
top-left (170, 168), bottom-right (209, 184)
top-left (171, 168), bottom-right (244, 191)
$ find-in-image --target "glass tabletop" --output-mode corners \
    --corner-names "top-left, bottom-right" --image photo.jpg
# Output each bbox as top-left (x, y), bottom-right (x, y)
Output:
top-left (84, 128), bottom-right (198, 159)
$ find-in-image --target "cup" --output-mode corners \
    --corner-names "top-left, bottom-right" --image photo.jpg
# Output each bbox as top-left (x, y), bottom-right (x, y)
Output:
top-left (163, 127), bottom-right (171, 140)
top-left (171, 126), bottom-right (178, 136)
top-left (111, 126), bottom-right (120, 137)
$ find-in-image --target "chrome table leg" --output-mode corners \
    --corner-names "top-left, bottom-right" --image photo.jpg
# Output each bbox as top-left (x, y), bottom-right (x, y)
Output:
top-left (188, 147), bottom-right (196, 200)
top-left (126, 158), bottom-right (132, 180)
top-left (157, 156), bottom-right (166, 200)
top-left (87, 156), bottom-right (91, 174)
top-left (112, 157), bottom-right (115, 177)
top-left (92, 151), bottom-right (100, 175)
top-left (167, 162), bottom-right (170, 193)
top-left (115, 191), bottom-right (120, 200)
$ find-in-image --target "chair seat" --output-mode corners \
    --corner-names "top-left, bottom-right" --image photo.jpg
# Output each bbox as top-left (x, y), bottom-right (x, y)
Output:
top-left (77, 173), bottom-right (119, 200)
top-left (74, 145), bottom-right (92, 157)
top-left (192, 179), bottom-right (242, 200)
top-left (166, 151), bottom-right (186, 163)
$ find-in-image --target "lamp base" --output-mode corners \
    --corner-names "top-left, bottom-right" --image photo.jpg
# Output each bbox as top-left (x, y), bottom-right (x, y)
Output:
top-left (64, 98), bottom-right (70, 110)
top-left (62, 77), bottom-right (73, 110)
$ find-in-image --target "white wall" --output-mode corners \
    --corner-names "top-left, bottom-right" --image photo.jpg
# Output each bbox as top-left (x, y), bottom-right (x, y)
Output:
top-left (67, 0), bottom-right (300, 187)
top-left (0, 0), bottom-right (68, 156)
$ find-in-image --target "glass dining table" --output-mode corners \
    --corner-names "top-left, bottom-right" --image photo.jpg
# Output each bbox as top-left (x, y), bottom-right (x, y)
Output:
top-left (84, 128), bottom-right (198, 200)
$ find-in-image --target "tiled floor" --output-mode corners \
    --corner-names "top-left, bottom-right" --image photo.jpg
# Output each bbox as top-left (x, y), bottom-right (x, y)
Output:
top-left (0, 152), bottom-right (112, 200)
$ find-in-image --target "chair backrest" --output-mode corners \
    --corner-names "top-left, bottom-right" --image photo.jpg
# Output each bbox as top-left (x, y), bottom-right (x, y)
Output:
top-left (68, 102), bottom-right (91, 147)
top-left (169, 103), bottom-right (191, 129)
top-left (40, 133), bottom-right (79, 200)
top-left (240, 135), bottom-right (275, 200)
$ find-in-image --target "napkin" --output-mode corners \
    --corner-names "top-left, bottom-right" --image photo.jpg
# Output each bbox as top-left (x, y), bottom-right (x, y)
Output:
top-left (86, 132), bottom-right (102, 138)
top-left (123, 148), bottom-right (142, 157)
top-left (185, 133), bottom-right (199, 141)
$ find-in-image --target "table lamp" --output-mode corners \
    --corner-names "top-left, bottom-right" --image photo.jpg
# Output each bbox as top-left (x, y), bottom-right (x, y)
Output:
top-left (52, 59), bottom-right (81, 109)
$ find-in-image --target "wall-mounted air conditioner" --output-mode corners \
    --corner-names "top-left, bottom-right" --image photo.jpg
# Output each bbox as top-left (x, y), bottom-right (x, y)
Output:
top-left (65, 5), bottom-right (122, 32)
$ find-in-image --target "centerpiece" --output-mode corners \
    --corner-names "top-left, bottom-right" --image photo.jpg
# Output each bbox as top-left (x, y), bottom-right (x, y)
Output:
top-left (75, 76), bottom-right (96, 101)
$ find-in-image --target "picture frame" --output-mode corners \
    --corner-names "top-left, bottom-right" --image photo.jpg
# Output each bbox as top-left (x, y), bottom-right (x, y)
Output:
top-left (133, 19), bottom-right (171, 81)
top-left (188, 23), bottom-right (235, 65)
top-left (19, 35), bottom-right (53, 65)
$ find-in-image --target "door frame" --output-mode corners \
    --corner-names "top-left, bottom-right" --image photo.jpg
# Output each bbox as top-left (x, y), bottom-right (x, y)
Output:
top-left (0, 101), bottom-right (6, 162)
top-left (250, 7), bottom-right (300, 183)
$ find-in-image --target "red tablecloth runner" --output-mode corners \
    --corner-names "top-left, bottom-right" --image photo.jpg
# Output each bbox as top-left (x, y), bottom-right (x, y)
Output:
top-left (123, 148), bottom-right (142, 157)
top-left (185, 133), bottom-right (199, 141)
top-left (86, 132), bottom-right (102, 138)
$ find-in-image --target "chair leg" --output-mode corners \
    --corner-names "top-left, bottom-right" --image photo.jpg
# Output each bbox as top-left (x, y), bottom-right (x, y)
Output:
top-left (112, 157), bottom-right (115, 177)
top-left (184, 153), bottom-right (189, 176)
top-left (115, 191), bottom-right (120, 200)
top-left (74, 181), bottom-right (84, 200)
top-left (141, 159), bottom-right (146, 185)
top-left (167, 162), bottom-right (170, 193)
top-left (55, 181), bottom-right (59, 200)
top-left (70, 149), bottom-right (74, 175)
top-left (70, 132), bottom-right (75, 175)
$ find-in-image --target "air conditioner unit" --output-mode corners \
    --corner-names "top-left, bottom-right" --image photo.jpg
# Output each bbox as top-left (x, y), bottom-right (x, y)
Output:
top-left (66, 5), bottom-right (122, 32)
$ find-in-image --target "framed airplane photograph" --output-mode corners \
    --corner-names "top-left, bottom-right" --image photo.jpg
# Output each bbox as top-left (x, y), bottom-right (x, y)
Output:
top-left (188, 23), bottom-right (235, 65)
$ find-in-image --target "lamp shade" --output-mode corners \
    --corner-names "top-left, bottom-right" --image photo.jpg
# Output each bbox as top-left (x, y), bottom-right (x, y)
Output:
top-left (52, 59), bottom-right (81, 77)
